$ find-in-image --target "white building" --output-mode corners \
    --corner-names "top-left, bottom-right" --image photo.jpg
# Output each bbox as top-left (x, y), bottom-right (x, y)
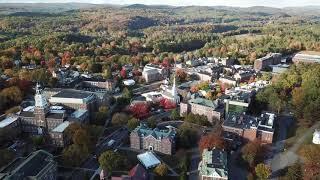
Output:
top-left (312, 130), bottom-right (320, 144)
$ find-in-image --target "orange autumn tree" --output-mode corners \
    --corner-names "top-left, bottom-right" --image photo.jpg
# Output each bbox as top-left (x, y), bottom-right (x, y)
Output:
top-left (198, 131), bottom-right (225, 153)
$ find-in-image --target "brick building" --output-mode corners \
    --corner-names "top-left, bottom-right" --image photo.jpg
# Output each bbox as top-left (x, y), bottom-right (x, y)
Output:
top-left (180, 98), bottom-right (223, 123)
top-left (222, 112), bottom-right (275, 144)
top-left (18, 84), bottom-right (87, 147)
top-left (130, 124), bottom-right (176, 155)
top-left (254, 53), bottom-right (282, 71)
top-left (49, 121), bottom-right (71, 147)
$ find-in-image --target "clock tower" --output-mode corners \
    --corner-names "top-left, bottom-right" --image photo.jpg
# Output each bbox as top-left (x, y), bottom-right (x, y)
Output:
top-left (34, 83), bottom-right (49, 131)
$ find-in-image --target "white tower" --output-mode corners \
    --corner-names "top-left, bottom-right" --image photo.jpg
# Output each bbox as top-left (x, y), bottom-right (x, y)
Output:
top-left (171, 65), bottom-right (180, 104)
top-left (34, 83), bottom-right (49, 131)
top-left (35, 83), bottom-right (49, 109)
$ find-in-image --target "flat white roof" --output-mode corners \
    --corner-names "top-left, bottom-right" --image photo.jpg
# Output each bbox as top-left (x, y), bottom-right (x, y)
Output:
top-left (0, 116), bottom-right (19, 128)
top-left (137, 151), bottom-right (161, 169)
top-left (51, 121), bottom-right (70, 133)
top-left (23, 106), bottom-right (35, 112)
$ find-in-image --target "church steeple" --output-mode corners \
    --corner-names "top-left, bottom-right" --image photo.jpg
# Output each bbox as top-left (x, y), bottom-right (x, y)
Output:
top-left (35, 83), bottom-right (48, 108)
top-left (171, 62), bottom-right (179, 103)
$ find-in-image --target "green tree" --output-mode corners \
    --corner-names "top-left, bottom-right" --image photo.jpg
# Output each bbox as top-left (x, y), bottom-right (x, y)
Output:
top-left (147, 117), bottom-right (157, 129)
top-left (255, 163), bottom-right (271, 180)
top-left (111, 113), bottom-right (129, 126)
top-left (62, 144), bottom-right (89, 166)
top-left (154, 163), bottom-right (168, 176)
top-left (127, 118), bottom-right (140, 131)
top-left (98, 151), bottom-right (124, 176)
top-left (285, 163), bottom-right (302, 180)
top-left (0, 149), bottom-right (15, 167)
top-left (102, 65), bottom-right (112, 79)
top-left (177, 123), bottom-right (198, 149)
top-left (170, 109), bottom-right (180, 120)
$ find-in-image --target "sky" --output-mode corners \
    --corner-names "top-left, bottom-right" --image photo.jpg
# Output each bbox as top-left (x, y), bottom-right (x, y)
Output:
top-left (0, 0), bottom-right (320, 8)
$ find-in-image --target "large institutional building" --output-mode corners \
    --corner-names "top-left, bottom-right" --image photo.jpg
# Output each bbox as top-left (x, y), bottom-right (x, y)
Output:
top-left (130, 124), bottom-right (176, 155)
top-left (292, 51), bottom-right (320, 64)
top-left (180, 98), bottom-right (223, 123)
top-left (254, 53), bottom-right (282, 71)
top-left (222, 112), bottom-right (275, 144)
top-left (18, 84), bottom-right (91, 147)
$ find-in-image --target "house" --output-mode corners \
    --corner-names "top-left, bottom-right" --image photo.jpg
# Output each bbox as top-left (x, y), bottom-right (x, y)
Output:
top-left (0, 150), bottom-right (57, 180)
top-left (81, 79), bottom-right (115, 92)
top-left (130, 124), bottom-right (176, 155)
top-left (254, 53), bottom-right (282, 71)
top-left (219, 76), bottom-right (237, 86)
top-left (222, 112), bottom-right (275, 144)
top-left (110, 164), bottom-right (149, 180)
top-left (142, 64), bottom-right (169, 83)
top-left (234, 70), bottom-right (254, 83)
top-left (198, 148), bottom-right (228, 180)
top-left (180, 98), bottom-right (223, 123)
top-left (292, 51), bottom-right (320, 64)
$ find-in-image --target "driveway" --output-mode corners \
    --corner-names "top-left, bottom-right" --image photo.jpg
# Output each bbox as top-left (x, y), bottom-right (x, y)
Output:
top-left (268, 116), bottom-right (320, 179)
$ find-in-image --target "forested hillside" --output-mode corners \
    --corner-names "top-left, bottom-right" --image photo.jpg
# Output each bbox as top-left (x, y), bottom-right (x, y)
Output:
top-left (0, 4), bottom-right (320, 113)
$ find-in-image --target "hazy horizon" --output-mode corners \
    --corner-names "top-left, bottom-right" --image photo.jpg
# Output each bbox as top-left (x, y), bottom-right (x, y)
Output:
top-left (0, 0), bottom-right (320, 8)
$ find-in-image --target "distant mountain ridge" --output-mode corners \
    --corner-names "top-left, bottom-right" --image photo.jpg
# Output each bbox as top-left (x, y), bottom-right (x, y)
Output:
top-left (0, 3), bottom-right (320, 16)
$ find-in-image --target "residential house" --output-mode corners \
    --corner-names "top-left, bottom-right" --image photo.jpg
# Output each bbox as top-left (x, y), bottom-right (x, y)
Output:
top-left (198, 148), bottom-right (228, 180)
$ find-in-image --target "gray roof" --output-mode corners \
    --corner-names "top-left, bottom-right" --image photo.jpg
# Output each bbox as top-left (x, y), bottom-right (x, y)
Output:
top-left (52, 89), bottom-right (93, 99)
top-left (132, 124), bottom-right (176, 140)
top-left (51, 121), bottom-right (70, 133)
top-left (198, 148), bottom-right (228, 178)
top-left (223, 113), bottom-right (258, 130)
top-left (0, 150), bottom-right (55, 180)
top-left (189, 98), bottom-right (218, 109)
top-left (0, 116), bottom-right (19, 128)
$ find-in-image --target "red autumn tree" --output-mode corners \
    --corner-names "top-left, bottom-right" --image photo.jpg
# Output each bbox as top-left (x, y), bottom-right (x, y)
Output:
top-left (190, 86), bottom-right (199, 93)
top-left (162, 57), bottom-right (171, 68)
top-left (176, 69), bottom-right (187, 82)
top-left (129, 103), bottom-right (150, 119)
top-left (159, 98), bottom-right (176, 109)
top-left (199, 131), bottom-right (225, 153)
top-left (47, 59), bottom-right (56, 69)
top-left (61, 51), bottom-right (72, 66)
top-left (120, 68), bottom-right (127, 79)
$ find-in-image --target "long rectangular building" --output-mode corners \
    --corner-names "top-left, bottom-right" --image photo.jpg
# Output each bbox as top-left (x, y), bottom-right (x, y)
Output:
top-left (292, 51), bottom-right (320, 64)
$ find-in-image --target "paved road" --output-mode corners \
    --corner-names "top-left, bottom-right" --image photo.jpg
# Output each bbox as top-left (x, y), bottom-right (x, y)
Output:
top-left (269, 117), bottom-right (320, 179)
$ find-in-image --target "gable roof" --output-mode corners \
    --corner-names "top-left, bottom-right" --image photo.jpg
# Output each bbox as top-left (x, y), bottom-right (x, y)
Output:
top-left (132, 124), bottom-right (176, 140)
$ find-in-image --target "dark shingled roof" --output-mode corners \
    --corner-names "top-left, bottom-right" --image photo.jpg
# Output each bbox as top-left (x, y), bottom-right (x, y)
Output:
top-left (0, 150), bottom-right (56, 180)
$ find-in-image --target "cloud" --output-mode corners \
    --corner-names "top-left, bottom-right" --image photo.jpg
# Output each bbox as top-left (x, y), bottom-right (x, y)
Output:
top-left (1, 0), bottom-right (320, 7)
